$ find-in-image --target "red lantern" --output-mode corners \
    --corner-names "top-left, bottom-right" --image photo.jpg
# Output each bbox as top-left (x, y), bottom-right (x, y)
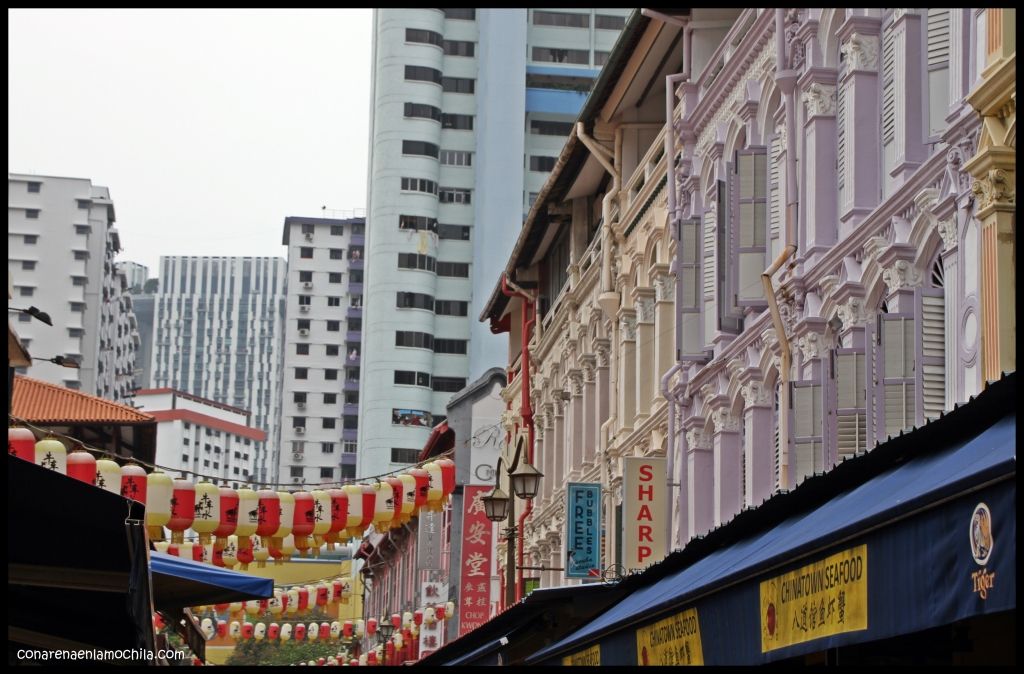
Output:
top-left (8, 427), bottom-right (35, 461)
top-left (212, 546), bottom-right (224, 566)
top-left (350, 660), bottom-right (358, 667)
top-left (413, 610), bottom-right (423, 626)
top-left (297, 587), bottom-right (310, 612)
top-left (214, 603), bottom-right (230, 613)
top-left (366, 651), bottom-right (377, 666)
top-left (167, 479), bottom-right (195, 543)
top-left (319, 623), bottom-right (330, 640)
top-left (342, 620), bottom-right (353, 638)
top-left (268, 623), bottom-right (280, 640)
top-left (292, 491), bottom-right (315, 554)
top-left (294, 623), bottom-right (306, 641)
top-left (326, 488), bottom-right (348, 548)
top-left (241, 622), bottom-right (254, 640)
top-left (255, 489), bottom-right (280, 544)
top-left (366, 617), bottom-right (377, 636)
top-left (434, 604), bottom-right (446, 621)
top-left (318, 657), bottom-right (326, 666)
top-left (193, 543), bottom-right (206, 562)
top-left (409, 468), bottom-right (430, 509)
top-left (359, 484), bottom-right (375, 533)
top-left (316, 583), bottom-right (329, 607)
top-left (214, 486), bottom-right (239, 547)
top-left (216, 620), bottom-right (227, 637)
top-left (387, 477), bottom-right (404, 527)
top-left (437, 458), bottom-right (456, 500)
top-left (391, 613), bottom-right (401, 630)
top-left (385, 641), bottom-right (395, 661)
top-left (236, 544), bottom-right (253, 569)
top-left (120, 464), bottom-right (148, 502)
top-left (67, 449), bottom-right (97, 484)
top-left (332, 581), bottom-right (343, 604)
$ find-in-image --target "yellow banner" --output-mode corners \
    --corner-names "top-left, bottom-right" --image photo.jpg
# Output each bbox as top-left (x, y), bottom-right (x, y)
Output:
top-left (760, 544), bottom-right (868, 652)
top-left (635, 608), bottom-right (703, 665)
top-left (561, 644), bottom-right (600, 666)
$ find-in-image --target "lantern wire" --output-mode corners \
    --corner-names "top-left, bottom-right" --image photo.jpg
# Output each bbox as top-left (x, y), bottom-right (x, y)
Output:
top-left (9, 414), bottom-right (455, 490)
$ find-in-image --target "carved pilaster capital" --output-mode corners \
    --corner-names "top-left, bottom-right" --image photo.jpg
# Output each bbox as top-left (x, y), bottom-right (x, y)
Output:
top-left (580, 354), bottom-right (597, 383)
top-left (840, 32), bottom-right (878, 71)
top-left (710, 408), bottom-right (742, 434)
top-left (619, 313), bottom-right (637, 341)
top-left (796, 331), bottom-right (824, 362)
top-left (836, 297), bottom-right (868, 330)
top-left (635, 296), bottom-right (656, 324)
top-left (972, 168), bottom-right (1016, 212)
top-left (741, 380), bottom-right (773, 409)
top-left (936, 218), bottom-right (957, 251)
top-left (594, 339), bottom-right (611, 367)
top-left (802, 82), bottom-right (836, 117)
top-left (685, 428), bottom-right (710, 450)
top-left (567, 369), bottom-right (584, 396)
top-left (655, 273), bottom-right (675, 302)
top-left (881, 259), bottom-right (922, 295)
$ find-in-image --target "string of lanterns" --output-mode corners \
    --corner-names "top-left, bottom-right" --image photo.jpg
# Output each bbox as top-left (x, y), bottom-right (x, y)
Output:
top-left (9, 423), bottom-right (456, 568)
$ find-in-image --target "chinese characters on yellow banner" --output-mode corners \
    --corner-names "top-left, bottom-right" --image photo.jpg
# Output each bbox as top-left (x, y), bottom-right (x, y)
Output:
top-left (760, 544), bottom-right (868, 652)
top-left (635, 607), bottom-right (703, 665)
top-left (561, 644), bottom-right (600, 666)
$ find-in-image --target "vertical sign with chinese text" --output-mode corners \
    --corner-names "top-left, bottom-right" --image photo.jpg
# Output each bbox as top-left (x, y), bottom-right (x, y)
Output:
top-left (458, 485), bottom-right (493, 636)
top-left (417, 509), bottom-right (442, 571)
top-left (566, 483), bottom-right (601, 579)
top-left (622, 457), bottom-right (666, 572)
top-left (418, 581), bottom-right (448, 657)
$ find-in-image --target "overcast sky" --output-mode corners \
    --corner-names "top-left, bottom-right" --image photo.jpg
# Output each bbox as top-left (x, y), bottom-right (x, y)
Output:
top-left (8, 8), bottom-right (372, 278)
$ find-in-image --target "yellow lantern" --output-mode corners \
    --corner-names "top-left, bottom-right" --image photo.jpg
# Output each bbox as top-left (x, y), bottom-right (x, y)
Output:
top-left (191, 481), bottom-right (221, 544)
top-left (251, 534), bottom-right (270, 568)
top-left (402, 612), bottom-right (413, 630)
top-left (254, 622), bottom-right (266, 641)
top-left (398, 473), bottom-right (417, 523)
top-left (286, 589), bottom-right (299, 615)
top-left (354, 619), bottom-right (365, 638)
top-left (307, 622), bottom-right (318, 642)
top-left (330, 621), bottom-right (341, 640)
top-left (229, 621), bottom-right (241, 639)
top-left (153, 541), bottom-right (170, 554)
top-left (221, 535), bottom-right (239, 568)
top-left (342, 484), bottom-right (363, 537)
top-left (445, 601), bottom-right (455, 619)
top-left (245, 600), bottom-right (260, 617)
top-left (271, 491), bottom-right (294, 560)
top-left (424, 607), bottom-right (436, 626)
top-left (177, 541), bottom-right (194, 561)
top-left (311, 489), bottom-right (332, 553)
top-left (235, 488), bottom-right (259, 550)
top-left (280, 623), bottom-right (292, 642)
top-left (372, 481), bottom-right (393, 528)
top-left (268, 591), bottom-right (283, 616)
top-left (278, 534), bottom-right (296, 563)
top-left (424, 462), bottom-right (443, 511)
top-left (146, 471), bottom-right (174, 541)
top-left (34, 437), bottom-right (67, 474)
top-left (201, 618), bottom-right (215, 640)
top-left (94, 459), bottom-right (122, 494)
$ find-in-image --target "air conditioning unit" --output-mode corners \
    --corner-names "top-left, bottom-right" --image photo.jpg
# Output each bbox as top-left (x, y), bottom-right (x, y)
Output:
top-left (293, 452), bottom-right (304, 462)
top-left (298, 328), bottom-right (309, 336)
top-left (300, 305), bottom-right (310, 313)
top-left (303, 282), bottom-right (313, 289)
top-left (303, 233), bottom-right (313, 241)
top-left (295, 427), bottom-right (306, 435)
top-left (293, 477), bottom-right (303, 483)
top-left (296, 401), bottom-right (306, 409)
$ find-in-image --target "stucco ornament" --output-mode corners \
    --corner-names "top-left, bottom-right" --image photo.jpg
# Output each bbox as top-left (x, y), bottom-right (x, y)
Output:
top-left (741, 381), bottom-right (773, 408)
top-left (685, 428), bottom-right (709, 449)
top-left (836, 297), bottom-right (868, 330)
top-left (567, 370), bottom-right (584, 396)
top-left (797, 332), bottom-right (823, 361)
top-left (802, 83), bottom-right (836, 117)
top-left (841, 33), bottom-right (879, 71)
top-left (619, 314), bottom-right (637, 341)
top-left (711, 408), bottom-right (742, 434)
top-left (972, 168), bottom-right (1016, 211)
top-left (936, 218), bottom-right (957, 251)
top-left (636, 297), bottom-right (656, 323)
top-left (655, 274), bottom-right (675, 302)
top-left (882, 259), bottom-right (922, 295)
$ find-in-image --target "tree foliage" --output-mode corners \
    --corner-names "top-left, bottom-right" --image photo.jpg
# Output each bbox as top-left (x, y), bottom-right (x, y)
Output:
top-left (225, 639), bottom-right (351, 666)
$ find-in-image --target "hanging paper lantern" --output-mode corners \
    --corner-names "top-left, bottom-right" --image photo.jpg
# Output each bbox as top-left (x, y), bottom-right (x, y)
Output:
top-left (330, 622), bottom-right (341, 640)
top-left (297, 586), bottom-right (310, 612)
top-left (268, 622), bottom-right (280, 640)
top-left (294, 623), bottom-right (306, 641)
top-left (93, 459), bottom-right (122, 494)
top-left (254, 622), bottom-right (266, 641)
top-left (355, 619), bottom-right (365, 638)
top-left (445, 601), bottom-right (455, 619)
top-left (341, 580), bottom-right (352, 601)
top-left (332, 581), bottom-right (344, 604)
top-left (315, 583), bottom-right (329, 607)
top-left (221, 535), bottom-right (239, 568)
top-left (280, 623), bottom-right (292, 642)
top-left (286, 589), bottom-right (299, 614)
top-left (214, 603), bottom-right (229, 613)
top-left (251, 534), bottom-right (270, 568)
top-left (325, 583), bottom-right (335, 606)
top-left (200, 618), bottom-right (215, 639)
top-left (268, 591), bottom-right (283, 616)
top-left (194, 542), bottom-right (212, 564)
top-left (325, 488), bottom-right (348, 549)
top-left (8, 427), bottom-right (36, 461)
top-left (119, 463), bottom-right (148, 503)
top-left (355, 656), bottom-right (364, 666)
top-left (365, 651), bottom-right (376, 666)
top-left (279, 534), bottom-right (296, 563)
top-left (437, 458), bottom-right (456, 501)
top-left (409, 467), bottom-right (430, 511)
top-left (424, 462), bottom-right (443, 511)
top-left (343, 620), bottom-right (353, 638)
top-left (235, 488), bottom-right (258, 549)
top-left (413, 609), bottom-right (423, 626)
top-left (366, 617), bottom-right (377, 637)
top-left (402, 612), bottom-right (413, 629)
top-left (217, 620), bottom-right (228, 638)
top-left (385, 477), bottom-right (404, 528)
top-left (279, 590), bottom-right (290, 614)
top-left (167, 478), bottom-right (195, 543)
top-left (392, 630), bottom-right (403, 649)
top-left (255, 489), bottom-right (280, 545)
top-left (424, 607), bottom-right (436, 626)
top-left (146, 471), bottom-right (174, 541)
top-left (342, 484), bottom-right (364, 537)
top-left (244, 600), bottom-right (260, 617)
top-left (67, 449), bottom-right (97, 484)
top-left (359, 484), bottom-right (376, 532)
top-left (236, 541), bottom-right (253, 569)
top-left (391, 613), bottom-right (401, 630)
top-left (398, 473), bottom-right (417, 523)
top-left (385, 641), bottom-right (395, 663)
top-left (229, 621), bottom-right (241, 639)
top-left (241, 622), bottom-right (254, 640)
top-left (177, 541), bottom-right (194, 561)
top-left (213, 547), bottom-right (225, 567)
top-left (311, 489), bottom-right (332, 554)
top-left (153, 541), bottom-right (170, 555)
top-left (35, 437), bottom-right (67, 474)
top-left (319, 622), bottom-right (331, 640)
top-left (213, 486), bottom-right (239, 549)
top-left (192, 481), bottom-right (220, 544)
top-left (270, 490), bottom-right (294, 561)
top-left (292, 491), bottom-right (315, 554)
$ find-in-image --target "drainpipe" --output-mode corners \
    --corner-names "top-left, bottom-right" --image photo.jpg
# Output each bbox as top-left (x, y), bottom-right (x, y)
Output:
top-left (763, 8), bottom-right (800, 490)
top-left (500, 275), bottom-right (535, 602)
top-left (576, 122), bottom-right (619, 320)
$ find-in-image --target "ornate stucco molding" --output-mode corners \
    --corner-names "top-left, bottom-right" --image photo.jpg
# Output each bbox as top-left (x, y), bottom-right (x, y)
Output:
top-left (567, 370), bottom-right (584, 397)
top-left (655, 273), bottom-right (675, 302)
top-left (685, 428), bottom-right (710, 450)
top-left (881, 259), bottom-right (923, 295)
top-left (635, 296), bottom-right (656, 324)
top-left (710, 408), bottom-right (742, 434)
top-left (836, 296), bottom-right (868, 330)
top-left (802, 82), bottom-right (836, 117)
top-left (796, 331), bottom-right (823, 361)
top-left (840, 32), bottom-right (879, 71)
top-left (619, 314), bottom-right (637, 341)
top-left (580, 354), bottom-right (596, 383)
top-left (594, 339), bottom-right (611, 368)
top-left (971, 168), bottom-right (1016, 212)
top-left (741, 380), bottom-right (773, 409)
top-left (936, 218), bottom-right (957, 251)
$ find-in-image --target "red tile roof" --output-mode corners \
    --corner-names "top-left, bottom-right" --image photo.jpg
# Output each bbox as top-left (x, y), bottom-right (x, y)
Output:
top-left (12, 375), bottom-right (155, 425)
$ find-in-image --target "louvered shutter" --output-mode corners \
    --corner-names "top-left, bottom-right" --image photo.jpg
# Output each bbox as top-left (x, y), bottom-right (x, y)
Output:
top-left (737, 149), bottom-right (768, 305)
top-left (703, 204), bottom-right (716, 345)
top-left (793, 380), bottom-right (824, 484)
top-left (919, 288), bottom-right (946, 421)
top-left (881, 21), bottom-right (897, 145)
top-left (773, 389), bottom-right (781, 490)
top-left (679, 219), bottom-right (703, 356)
top-left (718, 175), bottom-right (740, 332)
top-left (926, 8), bottom-right (951, 137)
top-left (835, 350), bottom-right (867, 458)
top-left (769, 135), bottom-right (782, 243)
top-left (927, 9), bottom-right (950, 67)
top-left (882, 314), bottom-right (916, 437)
top-left (836, 76), bottom-right (848, 209)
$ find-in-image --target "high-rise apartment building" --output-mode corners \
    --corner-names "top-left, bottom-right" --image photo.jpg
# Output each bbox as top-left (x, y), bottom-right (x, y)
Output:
top-left (150, 256), bottom-right (286, 482)
top-left (116, 261), bottom-right (149, 292)
top-left (359, 8), bottom-right (629, 479)
top-left (279, 215), bottom-right (365, 487)
top-left (8, 173), bottom-right (139, 402)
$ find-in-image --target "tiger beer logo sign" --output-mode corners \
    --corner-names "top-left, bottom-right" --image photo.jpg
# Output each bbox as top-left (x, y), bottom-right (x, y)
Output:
top-left (969, 503), bottom-right (996, 600)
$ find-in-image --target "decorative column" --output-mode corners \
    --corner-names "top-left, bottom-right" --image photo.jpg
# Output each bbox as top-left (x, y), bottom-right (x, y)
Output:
top-left (710, 406), bottom-right (743, 527)
top-left (595, 339), bottom-right (611, 446)
top-left (581, 354), bottom-right (597, 469)
top-left (552, 398), bottom-right (566, 491)
top-left (653, 269), bottom-right (675, 409)
top-left (799, 70), bottom-right (839, 261)
top-left (672, 397), bottom-right (689, 548)
top-left (633, 288), bottom-right (656, 420)
top-left (567, 369), bottom-right (584, 480)
top-left (740, 380), bottom-right (775, 507)
top-left (837, 15), bottom-right (883, 231)
top-left (683, 419), bottom-right (713, 538)
top-left (964, 9), bottom-right (1016, 380)
top-left (540, 404), bottom-right (555, 505)
top-left (618, 310), bottom-right (638, 431)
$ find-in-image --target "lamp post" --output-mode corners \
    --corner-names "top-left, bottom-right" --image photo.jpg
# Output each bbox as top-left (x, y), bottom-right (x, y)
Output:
top-left (482, 439), bottom-right (542, 607)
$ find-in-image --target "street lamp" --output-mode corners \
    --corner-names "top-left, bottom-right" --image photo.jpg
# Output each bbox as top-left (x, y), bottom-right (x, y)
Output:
top-left (32, 355), bottom-right (80, 369)
top-left (9, 306), bottom-right (53, 326)
top-left (482, 437), bottom-right (543, 607)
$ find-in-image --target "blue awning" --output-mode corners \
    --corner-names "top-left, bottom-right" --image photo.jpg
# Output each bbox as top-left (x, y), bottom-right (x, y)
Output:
top-left (530, 408), bottom-right (1016, 664)
top-left (445, 635), bottom-right (510, 666)
top-left (150, 551), bottom-right (274, 608)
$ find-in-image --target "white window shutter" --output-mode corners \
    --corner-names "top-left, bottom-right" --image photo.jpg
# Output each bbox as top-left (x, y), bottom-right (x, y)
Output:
top-left (927, 9), bottom-right (950, 67)
top-left (920, 289), bottom-right (946, 421)
top-left (836, 79), bottom-right (847, 207)
top-left (881, 22), bottom-right (897, 145)
top-left (769, 136), bottom-right (781, 241)
top-left (882, 315), bottom-right (916, 437)
top-left (793, 382), bottom-right (823, 484)
top-left (835, 351), bottom-right (867, 458)
top-left (737, 150), bottom-right (768, 304)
